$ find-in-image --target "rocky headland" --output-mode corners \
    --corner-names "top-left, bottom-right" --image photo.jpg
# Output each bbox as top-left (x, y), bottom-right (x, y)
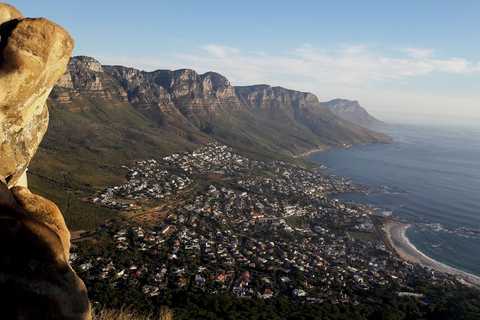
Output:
top-left (322, 98), bottom-right (386, 127)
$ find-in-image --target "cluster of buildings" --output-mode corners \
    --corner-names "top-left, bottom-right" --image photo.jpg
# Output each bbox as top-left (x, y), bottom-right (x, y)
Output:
top-left (91, 159), bottom-right (193, 210)
top-left (92, 143), bottom-right (366, 212)
top-left (74, 143), bottom-right (460, 304)
top-left (72, 216), bottom-right (455, 304)
top-left (162, 143), bottom-right (256, 175)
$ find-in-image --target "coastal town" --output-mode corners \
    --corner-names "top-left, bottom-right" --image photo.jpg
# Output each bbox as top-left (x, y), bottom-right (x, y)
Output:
top-left (73, 143), bottom-right (467, 309)
top-left (91, 143), bottom-right (365, 212)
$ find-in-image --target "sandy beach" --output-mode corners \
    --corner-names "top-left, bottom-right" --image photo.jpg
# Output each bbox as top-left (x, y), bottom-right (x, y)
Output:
top-left (384, 222), bottom-right (480, 289)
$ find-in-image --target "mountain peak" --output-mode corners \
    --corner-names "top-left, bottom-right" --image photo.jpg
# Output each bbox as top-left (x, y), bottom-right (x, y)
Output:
top-left (71, 56), bottom-right (103, 72)
top-left (200, 72), bottom-right (231, 89)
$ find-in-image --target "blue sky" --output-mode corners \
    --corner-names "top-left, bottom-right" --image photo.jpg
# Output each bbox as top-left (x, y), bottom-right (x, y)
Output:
top-left (11, 0), bottom-right (480, 125)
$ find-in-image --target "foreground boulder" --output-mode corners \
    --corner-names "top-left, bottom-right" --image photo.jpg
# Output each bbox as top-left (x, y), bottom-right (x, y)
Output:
top-left (0, 2), bottom-right (74, 187)
top-left (0, 3), bottom-right (91, 319)
top-left (0, 184), bottom-right (90, 319)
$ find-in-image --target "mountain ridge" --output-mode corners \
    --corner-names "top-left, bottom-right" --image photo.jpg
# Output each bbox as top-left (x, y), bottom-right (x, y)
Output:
top-left (46, 56), bottom-right (392, 161)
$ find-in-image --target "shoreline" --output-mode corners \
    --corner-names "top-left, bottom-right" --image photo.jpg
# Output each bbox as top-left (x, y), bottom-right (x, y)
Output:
top-left (384, 222), bottom-right (480, 289)
top-left (294, 148), bottom-right (328, 158)
top-left (296, 139), bottom-right (392, 159)
top-left (299, 138), bottom-right (480, 289)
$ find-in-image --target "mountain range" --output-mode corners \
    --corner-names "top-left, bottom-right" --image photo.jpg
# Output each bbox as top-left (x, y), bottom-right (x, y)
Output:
top-left (29, 56), bottom-right (392, 229)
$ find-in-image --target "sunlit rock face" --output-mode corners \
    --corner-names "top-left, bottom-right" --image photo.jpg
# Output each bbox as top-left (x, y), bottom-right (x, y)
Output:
top-left (0, 3), bottom-right (91, 319)
top-left (0, 3), bottom-right (74, 187)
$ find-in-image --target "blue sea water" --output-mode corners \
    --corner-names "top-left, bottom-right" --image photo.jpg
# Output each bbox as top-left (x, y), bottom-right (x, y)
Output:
top-left (303, 123), bottom-right (480, 277)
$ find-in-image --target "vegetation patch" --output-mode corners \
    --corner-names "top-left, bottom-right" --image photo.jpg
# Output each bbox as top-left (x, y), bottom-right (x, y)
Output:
top-left (347, 231), bottom-right (380, 241)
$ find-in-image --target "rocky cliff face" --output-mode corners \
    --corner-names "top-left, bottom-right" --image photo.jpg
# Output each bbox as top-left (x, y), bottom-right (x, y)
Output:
top-left (47, 56), bottom-right (392, 158)
top-left (322, 98), bottom-right (386, 127)
top-left (235, 85), bottom-right (318, 110)
top-left (103, 66), bottom-right (243, 118)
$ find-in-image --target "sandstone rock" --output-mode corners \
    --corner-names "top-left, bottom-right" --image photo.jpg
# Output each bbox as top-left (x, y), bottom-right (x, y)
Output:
top-left (11, 186), bottom-right (71, 258)
top-left (0, 3), bottom-right (23, 25)
top-left (0, 3), bottom-right (90, 319)
top-left (0, 4), bottom-right (74, 187)
top-left (0, 193), bottom-right (91, 319)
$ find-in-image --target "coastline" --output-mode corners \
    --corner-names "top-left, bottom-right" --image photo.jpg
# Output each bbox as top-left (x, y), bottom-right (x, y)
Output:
top-left (384, 222), bottom-right (480, 289)
top-left (295, 147), bottom-right (327, 158)
top-left (296, 139), bottom-right (389, 159)
top-left (301, 133), bottom-right (480, 289)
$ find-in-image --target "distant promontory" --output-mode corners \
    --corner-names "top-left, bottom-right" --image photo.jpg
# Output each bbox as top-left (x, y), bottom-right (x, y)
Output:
top-left (322, 98), bottom-right (386, 127)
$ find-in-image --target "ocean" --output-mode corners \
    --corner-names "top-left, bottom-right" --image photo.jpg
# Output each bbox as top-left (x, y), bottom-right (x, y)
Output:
top-left (303, 123), bottom-right (480, 277)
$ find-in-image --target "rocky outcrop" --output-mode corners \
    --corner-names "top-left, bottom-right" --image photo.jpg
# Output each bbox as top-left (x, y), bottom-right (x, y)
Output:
top-left (0, 186), bottom-right (90, 320)
top-left (0, 3), bottom-right (74, 187)
top-left (12, 186), bottom-right (71, 258)
top-left (322, 98), bottom-right (386, 127)
top-left (0, 3), bottom-right (90, 319)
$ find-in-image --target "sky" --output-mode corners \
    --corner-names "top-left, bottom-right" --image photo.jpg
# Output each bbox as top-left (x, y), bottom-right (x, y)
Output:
top-left (11, 0), bottom-right (480, 126)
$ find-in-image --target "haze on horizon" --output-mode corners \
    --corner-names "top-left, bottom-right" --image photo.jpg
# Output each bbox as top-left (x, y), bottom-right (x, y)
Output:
top-left (14, 0), bottom-right (480, 126)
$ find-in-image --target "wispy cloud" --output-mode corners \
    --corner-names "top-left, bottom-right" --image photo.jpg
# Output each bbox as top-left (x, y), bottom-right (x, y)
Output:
top-left (404, 47), bottom-right (435, 59)
top-left (201, 45), bottom-right (239, 59)
top-left (163, 43), bottom-right (480, 87)
top-left (430, 57), bottom-right (476, 73)
top-left (96, 43), bottom-right (480, 86)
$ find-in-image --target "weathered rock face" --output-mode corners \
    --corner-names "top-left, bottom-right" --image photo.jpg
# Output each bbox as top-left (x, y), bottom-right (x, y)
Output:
top-left (235, 85), bottom-right (321, 111)
top-left (0, 3), bottom-right (90, 319)
top-left (104, 66), bottom-right (242, 117)
top-left (0, 3), bottom-right (74, 187)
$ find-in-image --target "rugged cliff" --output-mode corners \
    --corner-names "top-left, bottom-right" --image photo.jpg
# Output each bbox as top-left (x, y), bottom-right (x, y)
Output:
top-left (322, 98), bottom-right (386, 127)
